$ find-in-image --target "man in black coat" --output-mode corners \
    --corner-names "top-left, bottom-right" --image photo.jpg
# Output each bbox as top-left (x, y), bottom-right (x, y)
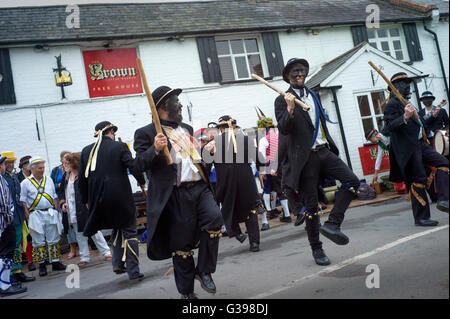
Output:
top-left (79, 121), bottom-right (146, 282)
top-left (384, 73), bottom-right (449, 223)
top-left (275, 58), bottom-right (360, 266)
top-left (212, 115), bottom-right (262, 252)
top-left (134, 86), bottom-right (223, 299)
top-left (418, 91), bottom-right (449, 134)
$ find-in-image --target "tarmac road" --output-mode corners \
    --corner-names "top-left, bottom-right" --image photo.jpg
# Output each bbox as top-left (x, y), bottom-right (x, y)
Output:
top-left (5, 197), bottom-right (449, 299)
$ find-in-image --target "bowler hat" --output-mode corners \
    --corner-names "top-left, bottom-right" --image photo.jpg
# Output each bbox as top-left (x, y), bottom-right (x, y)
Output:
top-left (419, 91), bottom-right (435, 101)
top-left (390, 72), bottom-right (412, 84)
top-left (19, 155), bottom-right (32, 169)
top-left (152, 86), bottom-right (182, 109)
top-left (282, 58), bottom-right (309, 83)
top-left (217, 115), bottom-right (236, 128)
top-left (365, 128), bottom-right (379, 141)
top-left (0, 151), bottom-right (18, 162)
top-left (0, 156), bottom-right (6, 165)
top-left (94, 121), bottom-right (118, 137)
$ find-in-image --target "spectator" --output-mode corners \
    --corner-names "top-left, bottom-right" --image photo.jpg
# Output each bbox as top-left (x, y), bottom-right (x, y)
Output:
top-left (61, 153), bottom-right (112, 267)
top-left (51, 151), bottom-right (70, 195)
top-left (17, 156), bottom-right (32, 183)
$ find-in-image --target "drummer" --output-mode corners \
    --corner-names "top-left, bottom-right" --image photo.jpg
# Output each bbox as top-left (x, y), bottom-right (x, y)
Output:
top-left (418, 91), bottom-right (448, 135)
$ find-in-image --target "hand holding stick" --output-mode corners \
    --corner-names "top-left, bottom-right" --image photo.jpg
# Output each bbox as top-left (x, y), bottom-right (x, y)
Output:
top-left (251, 73), bottom-right (310, 111)
top-left (136, 58), bottom-right (173, 165)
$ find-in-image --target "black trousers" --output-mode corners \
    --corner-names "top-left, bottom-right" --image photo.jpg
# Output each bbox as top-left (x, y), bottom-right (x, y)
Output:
top-left (111, 221), bottom-right (140, 280)
top-left (165, 182), bottom-right (223, 295)
top-left (286, 147), bottom-right (359, 251)
top-left (231, 211), bottom-right (260, 245)
top-left (0, 224), bottom-right (16, 259)
top-left (404, 140), bottom-right (449, 222)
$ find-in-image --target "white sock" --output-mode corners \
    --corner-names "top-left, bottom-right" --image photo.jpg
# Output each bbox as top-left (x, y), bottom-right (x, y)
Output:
top-left (271, 192), bottom-right (277, 209)
top-left (281, 199), bottom-right (291, 217)
top-left (0, 259), bottom-right (11, 290)
top-left (261, 212), bottom-right (268, 224)
top-left (263, 194), bottom-right (272, 210)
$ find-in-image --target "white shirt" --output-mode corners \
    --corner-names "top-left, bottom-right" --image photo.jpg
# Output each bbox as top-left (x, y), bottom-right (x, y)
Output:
top-left (65, 176), bottom-right (77, 224)
top-left (374, 134), bottom-right (390, 171)
top-left (294, 88), bottom-right (327, 148)
top-left (20, 174), bottom-right (57, 211)
top-left (171, 126), bottom-right (202, 183)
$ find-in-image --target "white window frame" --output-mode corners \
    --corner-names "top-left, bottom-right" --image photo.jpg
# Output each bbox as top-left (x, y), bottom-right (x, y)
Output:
top-left (214, 34), bottom-right (269, 82)
top-left (355, 90), bottom-right (386, 142)
top-left (367, 25), bottom-right (409, 62)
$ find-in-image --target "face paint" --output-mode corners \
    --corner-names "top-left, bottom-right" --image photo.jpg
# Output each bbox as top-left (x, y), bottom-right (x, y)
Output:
top-left (422, 99), bottom-right (433, 107)
top-left (289, 64), bottom-right (309, 88)
top-left (394, 81), bottom-right (411, 99)
top-left (165, 95), bottom-right (183, 124)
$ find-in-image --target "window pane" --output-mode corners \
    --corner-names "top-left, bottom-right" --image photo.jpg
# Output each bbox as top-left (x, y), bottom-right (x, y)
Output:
top-left (389, 28), bottom-right (400, 37)
top-left (230, 40), bottom-right (244, 54)
top-left (369, 41), bottom-right (377, 49)
top-left (358, 95), bottom-right (371, 117)
top-left (377, 29), bottom-right (387, 38)
top-left (395, 50), bottom-right (404, 60)
top-left (393, 40), bottom-right (402, 50)
top-left (216, 41), bottom-right (230, 55)
top-left (244, 39), bottom-right (258, 53)
top-left (376, 116), bottom-right (385, 130)
top-left (362, 118), bottom-right (375, 135)
top-left (371, 91), bottom-right (385, 115)
top-left (367, 30), bottom-right (376, 39)
top-left (218, 57), bottom-right (235, 81)
top-left (248, 54), bottom-right (263, 76)
top-left (235, 56), bottom-right (249, 78)
top-left (381, 41), bottom-right (390, 51)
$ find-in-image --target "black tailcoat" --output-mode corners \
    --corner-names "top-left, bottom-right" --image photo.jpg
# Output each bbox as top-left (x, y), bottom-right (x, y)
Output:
top-left (274, 87), bottom-right (339, 190)
top-left (418, 107), bottom-right (449, 132)
top-left (133, 121), bottom-right (213, 260)
top-left (78, 137), bottom-right (145, 237)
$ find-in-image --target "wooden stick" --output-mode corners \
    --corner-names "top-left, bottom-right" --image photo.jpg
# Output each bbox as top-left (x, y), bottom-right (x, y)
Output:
top-left (368, 61), bottom-right (428, 142)
top-left (136, 58), bottom-right (173, 165)
top-left (251, 73), bottom-right (310, 111)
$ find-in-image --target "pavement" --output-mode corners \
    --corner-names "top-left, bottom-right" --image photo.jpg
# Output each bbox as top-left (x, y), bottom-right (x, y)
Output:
top-left (5, 194), bottom-right (448, 299)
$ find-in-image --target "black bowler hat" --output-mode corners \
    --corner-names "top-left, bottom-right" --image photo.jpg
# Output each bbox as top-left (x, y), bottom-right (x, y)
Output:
top-left (19, 155), bottom-right (32, 169)
top-left (365, 128), bottom-right (379, 141)
top-left (94, 121), bottom-right (118, 137)
top-left (390, 72), bottom-right (412, 84)
top-left (419, 91), bottom-right (435, 101)
top-left (282, 58), bottom-right (309, 83)
top-left (152, 86), bottom-right (182, 109)
top-left (217, 115), bottom-right (236, 128)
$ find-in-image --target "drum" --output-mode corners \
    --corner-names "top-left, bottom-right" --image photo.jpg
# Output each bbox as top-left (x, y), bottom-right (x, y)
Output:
top-left (433, 130), bottom-right (449, 156)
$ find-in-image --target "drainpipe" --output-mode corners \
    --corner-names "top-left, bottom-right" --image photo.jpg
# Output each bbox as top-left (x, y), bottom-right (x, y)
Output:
top-left (423, 19), bottom-right (449, 100)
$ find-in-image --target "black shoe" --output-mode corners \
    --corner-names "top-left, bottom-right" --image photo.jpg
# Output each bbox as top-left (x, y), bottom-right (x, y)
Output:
top-left (319, 224), bottom-right (349, 245)
top-left (129, 273), bottom-right (144, 283)
top-left (249, 242), bottom-right (260, 252)
top-left (312, 249), bottom-right (331, 266)
top-left (261, 223), bottom-right (270, 231)
top-left (221, 231), bottom-right (228, 237)
top-left (11, 280), bottom-right (22, 288)
top-left (437, 200), bottom-right (449, 213)
top-left (415, 219), bottom-right (439, 226)
top-left (113, 266), bottom-right (127, 274)
top-left (235, 233), bottom-right (247, 244)
top-left (39, 263), bottom-right (47, 277)
top-left (279, 215), bottom-right (292, 223)
top-left (0, 284), bottom-right (27, 297)
top-left (13, 272), bottom-right (36, 282)
top-left (267, 209), bottom-right (279, 220)
top-left (52, 261), bottom-right (66, 271)
top-left (295, 214), bottom-right (306, 226)
top-left (28, 263), bottom-right (36, 272)
top-left (181, 292), bottom-right (199, 299)
top-left (195, 272), bottom-right (216, 294)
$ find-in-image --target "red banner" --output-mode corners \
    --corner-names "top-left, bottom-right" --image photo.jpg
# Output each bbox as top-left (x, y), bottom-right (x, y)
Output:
top-left (83, 48), bottom-right (142, 98)
top-left (358, 145), bottom-right (390, 175)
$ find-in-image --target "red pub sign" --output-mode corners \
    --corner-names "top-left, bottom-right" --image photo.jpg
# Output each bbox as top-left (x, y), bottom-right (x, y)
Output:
top-left (358, 145), bottom-right (390, 175)
top-left (83, 48), bottom-right (142, 98)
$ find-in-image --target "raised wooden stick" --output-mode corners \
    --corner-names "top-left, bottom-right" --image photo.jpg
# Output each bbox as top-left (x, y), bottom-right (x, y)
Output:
top-left (251, 73), bottom-right (310, 111)
top-left (368, 61), bottom-right (427, 142)
top-left (136, 58), bottom-right (173, 164)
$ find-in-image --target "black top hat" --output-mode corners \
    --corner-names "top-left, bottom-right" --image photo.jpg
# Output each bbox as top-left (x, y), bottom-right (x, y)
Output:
top-left (94, 121), bottom-right (118, 137)
top-left (390, 72), bottom-right (412, 84)
top-left (152, 86), bottom-right (182, 109)
top-left (419, 91), bottom-right (435, 101)
top-left (282, 58), bottom-right (309, 83)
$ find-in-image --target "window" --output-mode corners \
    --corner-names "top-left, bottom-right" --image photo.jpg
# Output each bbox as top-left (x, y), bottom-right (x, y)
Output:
top-left (356, 91), bottom-right (386, 135)
top-left (215, 38), bottom-right (264, 82)
top-left (367, 27), bottom-right (407, 61)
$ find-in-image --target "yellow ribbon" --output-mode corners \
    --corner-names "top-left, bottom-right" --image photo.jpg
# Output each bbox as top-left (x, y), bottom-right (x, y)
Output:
top-left (22, 221), bottom-right (30, 252)
top-left (85, 124), bottom-right (116, 178)
top-left (410, 183), bottom-right (427, 206)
